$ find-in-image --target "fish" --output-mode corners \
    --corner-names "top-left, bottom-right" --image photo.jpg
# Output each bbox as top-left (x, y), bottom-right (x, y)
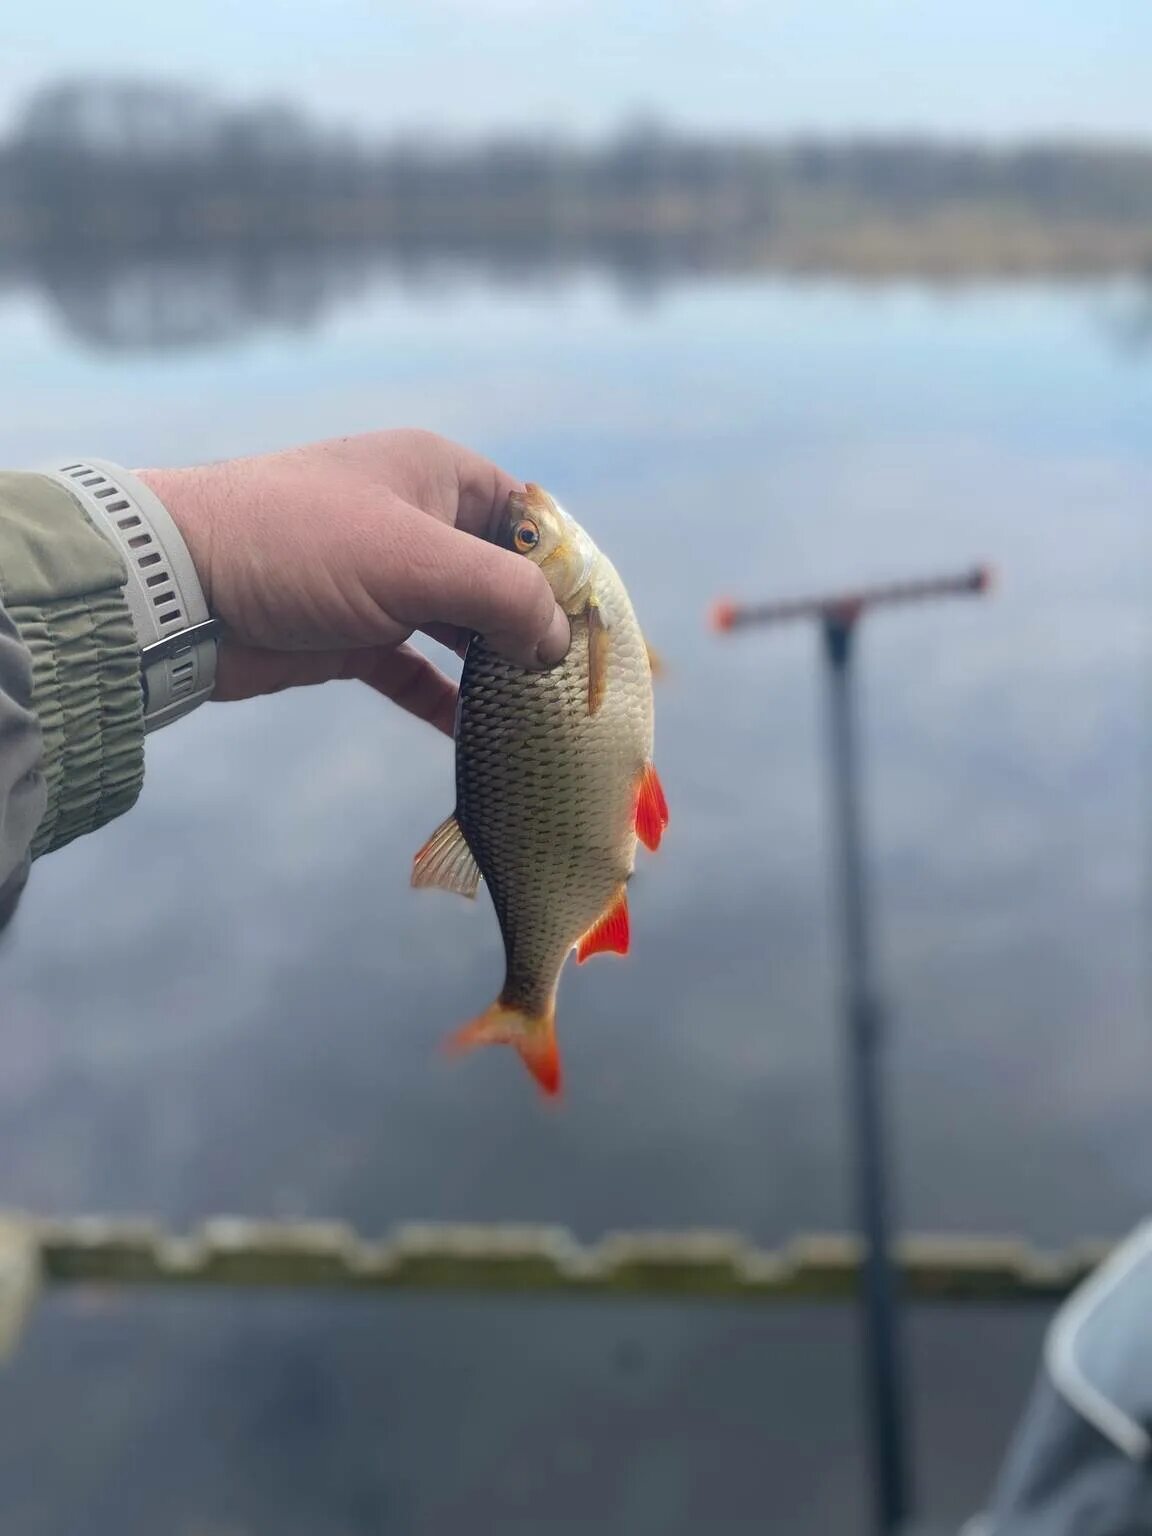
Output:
top-left (411, 483), bottom-right (668, 1099)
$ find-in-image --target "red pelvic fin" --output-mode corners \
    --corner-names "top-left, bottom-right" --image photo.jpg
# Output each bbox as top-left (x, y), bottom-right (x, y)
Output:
top-left (635, 762), bottom-right (669, 852)
top-left (576, 886), bottom-right (630, 963)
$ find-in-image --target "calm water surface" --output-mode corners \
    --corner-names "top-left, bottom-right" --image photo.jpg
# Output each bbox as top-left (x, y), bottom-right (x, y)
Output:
top-left (0, 263), bottom-right (1146, 1532)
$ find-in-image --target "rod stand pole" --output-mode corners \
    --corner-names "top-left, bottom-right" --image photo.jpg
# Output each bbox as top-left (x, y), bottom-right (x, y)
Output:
top-left (823, 612), bottom-right (912, 1536)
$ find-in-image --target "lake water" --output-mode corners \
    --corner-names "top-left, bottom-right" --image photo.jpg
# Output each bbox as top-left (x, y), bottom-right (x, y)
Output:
top-left (0, 257), bottom-right (1147, 1533)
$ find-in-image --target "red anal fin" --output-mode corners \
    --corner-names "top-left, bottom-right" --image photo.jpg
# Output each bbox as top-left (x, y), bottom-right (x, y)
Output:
top-left (635, 762), bottom-right (669, 852)
top-left (576, 886), bottom-right (630, 963)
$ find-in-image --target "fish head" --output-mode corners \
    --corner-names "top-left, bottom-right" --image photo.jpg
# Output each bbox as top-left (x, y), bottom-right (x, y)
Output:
top-left (500, 484), bottom-right (597, 609)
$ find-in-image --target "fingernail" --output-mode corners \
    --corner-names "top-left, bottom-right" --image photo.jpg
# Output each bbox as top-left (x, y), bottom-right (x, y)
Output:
top-left (534, 606), bottom-right (571, 668)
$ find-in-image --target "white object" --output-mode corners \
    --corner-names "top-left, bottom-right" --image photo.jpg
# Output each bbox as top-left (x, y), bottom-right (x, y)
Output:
top-left (41, 459), bottom-right (219, 731)
top-left (1045, 1219), bottom-right (1152, 1461)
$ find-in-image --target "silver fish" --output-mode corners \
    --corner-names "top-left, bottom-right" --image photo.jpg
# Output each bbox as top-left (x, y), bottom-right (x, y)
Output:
top-left (412, 484), bottom-right (667, 1096)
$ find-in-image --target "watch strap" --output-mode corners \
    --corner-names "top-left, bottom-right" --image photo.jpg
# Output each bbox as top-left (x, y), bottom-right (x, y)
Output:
top-left (39, 459), bottom-right (219, 732)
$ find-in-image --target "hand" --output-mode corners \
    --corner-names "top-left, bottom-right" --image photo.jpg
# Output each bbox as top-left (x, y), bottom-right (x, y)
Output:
top-left (137, 430), bottom-right (571, 736)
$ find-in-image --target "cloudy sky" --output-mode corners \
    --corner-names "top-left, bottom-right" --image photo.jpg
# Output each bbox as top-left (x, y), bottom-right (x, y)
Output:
top-left (0, 0), bottom-right (1147, 140)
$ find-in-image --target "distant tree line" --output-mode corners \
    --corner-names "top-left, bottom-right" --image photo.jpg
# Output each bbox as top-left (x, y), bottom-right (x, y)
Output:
top-left (4, 77), bottom-right (1152, 255)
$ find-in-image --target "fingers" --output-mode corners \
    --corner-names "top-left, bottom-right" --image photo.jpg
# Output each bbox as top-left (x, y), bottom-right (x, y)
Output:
top-left (352, 645), bottom-right (459, 736)
top-left (387, 513), bottom-right (571, 670)
top-left (214, 643), bottom-right (351, 700)
top-left (214, 641), bottom-right (459, 736)
top-left (420, 622), bottom-right (472, 661)
top-left (357, 429), bottom-right (522, 538)
top-left (443, 438), bottom-right (523, 539)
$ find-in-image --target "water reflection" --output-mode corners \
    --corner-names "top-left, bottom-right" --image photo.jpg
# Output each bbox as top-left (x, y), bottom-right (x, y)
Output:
top-left (21, 243), bottom-right (380, 351)
top-left (4, 238), bottom-right (1151, 356)
top-left (4, 236), bottom-right (779, 351)
top-left (1102, 268), bottom-right (1152, 357)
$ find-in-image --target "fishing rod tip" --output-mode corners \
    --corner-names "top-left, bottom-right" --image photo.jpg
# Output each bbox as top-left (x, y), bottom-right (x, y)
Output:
top-left (709, 599), bottom-right (740, 633)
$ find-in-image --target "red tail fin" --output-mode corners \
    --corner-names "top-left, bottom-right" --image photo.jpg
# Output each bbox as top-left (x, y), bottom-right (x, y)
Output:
top-left (445, 1001), bottom-right (561, 1098)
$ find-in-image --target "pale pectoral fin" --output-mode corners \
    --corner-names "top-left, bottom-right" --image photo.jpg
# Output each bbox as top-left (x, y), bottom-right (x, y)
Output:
top-left (586, 598), bottom-right (609, 716)
top-left (575, 886), bottom-right (630, 963)
top-left (645, 638), bottom-right (665, 680)
top-left (411, 813), bottom-right (481, 897)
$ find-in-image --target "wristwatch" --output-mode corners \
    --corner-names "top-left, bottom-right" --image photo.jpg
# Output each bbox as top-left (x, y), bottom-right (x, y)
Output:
top-left (40, 459), bottom-right (220, 732)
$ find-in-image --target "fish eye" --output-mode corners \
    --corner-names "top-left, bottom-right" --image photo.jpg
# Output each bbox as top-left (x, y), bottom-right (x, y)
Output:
top-left (513, 520), bottom-right (540, 553)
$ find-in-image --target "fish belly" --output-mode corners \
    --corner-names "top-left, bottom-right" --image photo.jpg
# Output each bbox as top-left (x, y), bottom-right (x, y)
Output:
top-left (456, 594), bottom-right (652, 1015)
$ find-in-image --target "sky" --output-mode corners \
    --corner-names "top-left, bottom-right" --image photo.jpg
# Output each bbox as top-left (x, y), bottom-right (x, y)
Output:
top-left (0, 0), bottom-right (1148, 142)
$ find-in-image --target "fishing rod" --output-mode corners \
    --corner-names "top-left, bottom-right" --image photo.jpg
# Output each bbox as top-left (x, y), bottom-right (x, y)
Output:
top-left (710, 562), bottom-right (994, 1536)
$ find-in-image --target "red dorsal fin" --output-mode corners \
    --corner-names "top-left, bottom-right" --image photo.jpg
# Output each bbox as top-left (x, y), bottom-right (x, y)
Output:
top-left (635, 762), bottom-right (669, 852)
top-left (576, 886), bottom-right (630, 963)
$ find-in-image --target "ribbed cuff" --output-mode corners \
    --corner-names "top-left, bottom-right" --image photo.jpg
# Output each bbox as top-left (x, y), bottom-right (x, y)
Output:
top-left (17, 587), bottom-right (144, 859)
top-left (0, 469), bottom-right (145, 860)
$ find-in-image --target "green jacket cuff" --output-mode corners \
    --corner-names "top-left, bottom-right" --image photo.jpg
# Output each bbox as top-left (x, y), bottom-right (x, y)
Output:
top-left (0, 471), bottom-right (144, 858)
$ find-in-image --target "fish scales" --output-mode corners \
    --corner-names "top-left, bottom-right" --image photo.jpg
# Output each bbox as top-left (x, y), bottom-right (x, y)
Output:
top-left (456, 567), bottom-right (652, 1018)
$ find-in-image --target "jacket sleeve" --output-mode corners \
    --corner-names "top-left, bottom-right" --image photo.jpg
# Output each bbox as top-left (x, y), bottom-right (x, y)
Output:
top-left (0, 472), bottom-right (144, 931)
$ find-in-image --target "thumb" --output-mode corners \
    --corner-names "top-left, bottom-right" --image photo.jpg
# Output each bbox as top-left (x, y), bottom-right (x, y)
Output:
top-left (389, 513), bottom-right (571, 670)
